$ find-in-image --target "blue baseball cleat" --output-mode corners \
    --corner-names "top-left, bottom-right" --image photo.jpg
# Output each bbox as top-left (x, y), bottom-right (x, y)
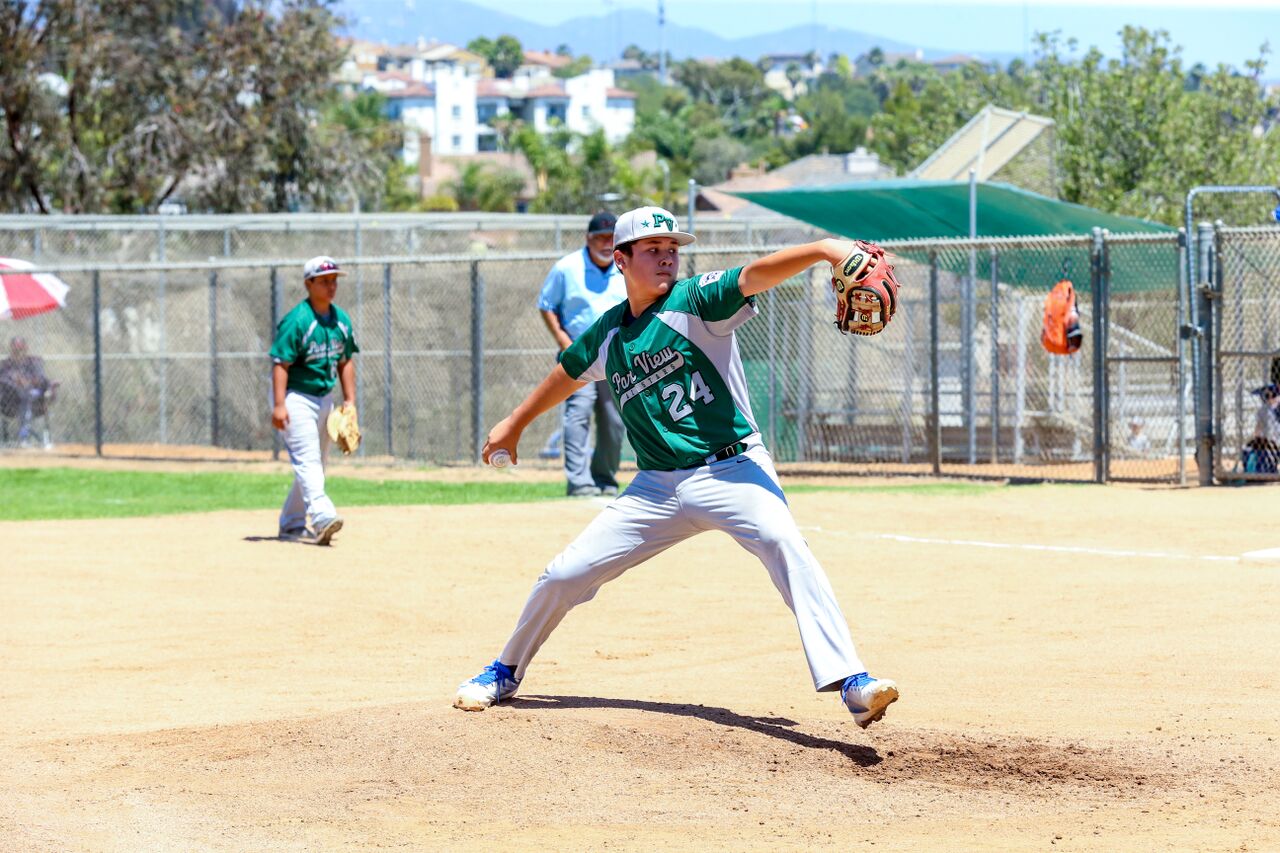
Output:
top-left (454, 660), bottom-right (521, 711)
top-left (841, 672), bottom-right (899, 729)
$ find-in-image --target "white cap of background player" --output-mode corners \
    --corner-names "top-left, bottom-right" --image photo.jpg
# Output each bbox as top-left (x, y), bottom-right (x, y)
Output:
top-left (303, 255), bottom-right (346, 281)
top-left (612, 206), bottom-right (696, 249)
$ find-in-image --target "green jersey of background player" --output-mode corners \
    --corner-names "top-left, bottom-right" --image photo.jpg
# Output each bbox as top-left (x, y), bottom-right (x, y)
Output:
top-left (455, 206), bottom-right (900, 730)
top-left (268, 255), bottom-right (359, 545)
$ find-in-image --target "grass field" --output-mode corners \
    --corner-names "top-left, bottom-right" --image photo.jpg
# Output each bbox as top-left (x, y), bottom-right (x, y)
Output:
top-left (0, 466), bottom-right (999, 520)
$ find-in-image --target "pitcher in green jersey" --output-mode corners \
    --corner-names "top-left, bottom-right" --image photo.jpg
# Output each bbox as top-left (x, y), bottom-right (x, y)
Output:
top-left (268, 255), bottom-right (359, 545)
top-left (454, 207), bottom-right (900, 730)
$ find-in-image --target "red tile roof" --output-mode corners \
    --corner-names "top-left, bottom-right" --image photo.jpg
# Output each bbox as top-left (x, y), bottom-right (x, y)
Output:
top-left (524, 84), bottom-right (569, 99)
top-left (385, 84), bottom-right (434, 99)
top-left (476, 79), bottom-right (509, 98)
top-left (606, 87), bottom-right (637, 99)
top-left (523, 50), bottom-right (572, 69)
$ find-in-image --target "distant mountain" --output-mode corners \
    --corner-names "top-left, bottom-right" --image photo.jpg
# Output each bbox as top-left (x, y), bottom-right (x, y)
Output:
top-left (335, 1), bottom-right (1005, 64)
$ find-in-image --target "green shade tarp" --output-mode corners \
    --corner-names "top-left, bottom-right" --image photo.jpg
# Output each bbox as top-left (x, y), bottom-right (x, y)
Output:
top-left (733, 180), bottom-right (1178, 293)
top-left (732, 179), bottom-right (1173, 241)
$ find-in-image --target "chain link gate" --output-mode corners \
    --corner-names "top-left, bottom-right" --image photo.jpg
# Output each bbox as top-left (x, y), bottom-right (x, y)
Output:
top-left (1213, 225), bottom-right (1280, 483)
top-left (1102, 233), bottom-right (1187, 483)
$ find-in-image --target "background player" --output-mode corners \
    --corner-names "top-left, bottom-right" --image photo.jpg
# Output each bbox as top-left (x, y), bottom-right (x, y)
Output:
top-left (269, 256), bottom-right (359, 545)
top-left (537, 211), bottom-right (628, 497)
top-left (455, 207), bottom-right (899, 729)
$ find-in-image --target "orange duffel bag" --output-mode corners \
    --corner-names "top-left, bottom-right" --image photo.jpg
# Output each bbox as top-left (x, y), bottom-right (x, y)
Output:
top-left (1041, 279), bottom-right (1083, 355)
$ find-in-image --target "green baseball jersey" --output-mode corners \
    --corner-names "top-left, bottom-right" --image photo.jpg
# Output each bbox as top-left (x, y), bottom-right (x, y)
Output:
top-left (560, 266), bottom-right (759, 471)
top-left (269, 300), bottom-right (359, 396)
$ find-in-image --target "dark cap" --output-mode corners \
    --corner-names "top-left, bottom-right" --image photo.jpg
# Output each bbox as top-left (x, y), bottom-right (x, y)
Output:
top-left (1252, 383), bottom-right (1280, 397)
top-left (587, 211), bottom-right (617, 235)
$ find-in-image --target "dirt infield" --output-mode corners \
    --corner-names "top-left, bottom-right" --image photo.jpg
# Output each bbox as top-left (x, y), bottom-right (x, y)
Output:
top-left (3, 472), bottom-right (1279, 850)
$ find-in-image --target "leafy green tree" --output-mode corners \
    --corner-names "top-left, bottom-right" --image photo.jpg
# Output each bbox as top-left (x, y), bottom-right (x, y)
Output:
top-left (447, 162), bottom-right (526, 212)
top-left (321, 89), bottom-right (417, 211)
top-left (1030, 28), bottom-right (1278, 223)
top-left (673, 57), bottom-right (782, 139)
top-left (554, 55), bottom-right (593, 79)
top-left (690, 136), bottom-right (751, 185)
top-left (0, 0), bottom-right (385, 213)
top-left (468, 34), bottom-right (524, 79)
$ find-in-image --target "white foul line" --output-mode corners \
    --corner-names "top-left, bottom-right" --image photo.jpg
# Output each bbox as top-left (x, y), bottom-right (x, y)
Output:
top-left (802, 527), bottom-right (1240, 563)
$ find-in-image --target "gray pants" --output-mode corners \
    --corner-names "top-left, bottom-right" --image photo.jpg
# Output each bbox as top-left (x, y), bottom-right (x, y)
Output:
top-left (278, 390), bottom-right (339, 533)
top-left (563, 380), bottom-right (623, 494)
top-left (500, 442), bottom-right (864, 691)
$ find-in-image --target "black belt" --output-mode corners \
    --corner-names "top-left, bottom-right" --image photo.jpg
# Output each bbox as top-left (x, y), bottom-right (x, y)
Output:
top-left (707, 440), bottom-right (748, 464)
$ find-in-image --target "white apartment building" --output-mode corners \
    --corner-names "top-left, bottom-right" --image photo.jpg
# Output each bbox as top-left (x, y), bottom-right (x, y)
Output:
top-left (365, 44), bottom-right (636, 163)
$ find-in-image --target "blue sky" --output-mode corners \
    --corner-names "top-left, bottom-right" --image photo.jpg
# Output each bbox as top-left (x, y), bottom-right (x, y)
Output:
top-left (456, 0), bottom-right (1280, 70)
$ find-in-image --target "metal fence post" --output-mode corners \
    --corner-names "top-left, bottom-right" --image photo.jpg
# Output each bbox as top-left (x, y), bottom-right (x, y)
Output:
top-left (965, 253), bottom-right (976, 465)
top-left (1176, 228), bottom-right (1187, 486)
top-left (383, 263), bottom-right (393, 456)
top-left (354, 222), bottom-right (365, 456)
top-left (93, 270), bottom-right (103, 457)
top-left (766, 290), bottom-right (778, 454)
top-left (1090, 228), bottom-right (1109, 483)
top-left (929, 252), bottom-right (941, 474)
top-left (270, 267), bottom-right (281, 461)
top-left (471, 260), bottom-right (485, 462)
top-left (989, 247), bottom-right (1000, 464)
top-left (157, 220), bottom-right (168, 444)
top-left (686, 178), bottom-right (696, 234)
top-left (1194, 221), bottom-right (1216, 485)
top-left (209, 269), bottom-right (219, 447)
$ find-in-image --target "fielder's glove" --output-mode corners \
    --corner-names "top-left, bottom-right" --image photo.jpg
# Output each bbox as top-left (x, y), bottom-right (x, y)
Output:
top-left (831, 241), bottom-right (901, 336)
top-left (327, 404), bottom-right (361, 454)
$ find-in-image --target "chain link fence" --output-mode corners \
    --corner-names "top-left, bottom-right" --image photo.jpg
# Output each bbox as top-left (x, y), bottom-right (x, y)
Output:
top-left (0, 213), bottom-right (823, 265)
top-left (2, 228), bottom-right (1196, 482)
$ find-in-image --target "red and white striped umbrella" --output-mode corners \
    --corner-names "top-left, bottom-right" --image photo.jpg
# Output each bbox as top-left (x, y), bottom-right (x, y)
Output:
top-left (0, 257), bottom-right (71, 320)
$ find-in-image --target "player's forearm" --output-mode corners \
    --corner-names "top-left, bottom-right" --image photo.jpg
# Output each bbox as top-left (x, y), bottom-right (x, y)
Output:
top-left (271, 364), bottom-right (289, 406)
top-left (338, 360), bottom-right (356, 406)
top-left (508, 364), bottom-right (584, 431)
top-left (739, 239), bottom-right (849, 297)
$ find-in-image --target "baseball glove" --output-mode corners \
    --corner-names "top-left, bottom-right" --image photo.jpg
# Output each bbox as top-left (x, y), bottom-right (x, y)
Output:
top-left (831, 241), bottom-right (901, 336)
top-left (326, 404), bottom-right (361, 454)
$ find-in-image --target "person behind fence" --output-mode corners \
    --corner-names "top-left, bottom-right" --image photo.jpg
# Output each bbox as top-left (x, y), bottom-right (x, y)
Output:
top-left (0, 337), bottom-right (56, 448)
top-left (537, 211), bottom-right (628, 496)
top-left (1244, 383), bottom-right (1280, 474)
top-left (268, 256), bottom-right (359, 545)
top-left (1126, 416), bottom-right (1151, 455)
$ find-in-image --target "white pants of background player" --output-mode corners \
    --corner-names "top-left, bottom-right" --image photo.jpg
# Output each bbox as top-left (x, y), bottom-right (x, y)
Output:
top-left (278, 389), bottom-right (339, 533)
top-left (499, 439), bottom-right (866, 692)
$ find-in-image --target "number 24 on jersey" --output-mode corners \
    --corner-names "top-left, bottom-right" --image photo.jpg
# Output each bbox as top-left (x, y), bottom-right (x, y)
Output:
top-left (661, 371), bottom-right (716, 422)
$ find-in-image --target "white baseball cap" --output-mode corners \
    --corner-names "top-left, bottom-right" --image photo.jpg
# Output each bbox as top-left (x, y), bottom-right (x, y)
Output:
top-left (303, 255), bottom-right (346, 281)
top-left (612, 206), bottom-right (696, 249)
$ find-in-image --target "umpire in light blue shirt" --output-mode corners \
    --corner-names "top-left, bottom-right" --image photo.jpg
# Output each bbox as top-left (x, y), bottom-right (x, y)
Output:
top-left (537, 211), bottom-right (627, 496)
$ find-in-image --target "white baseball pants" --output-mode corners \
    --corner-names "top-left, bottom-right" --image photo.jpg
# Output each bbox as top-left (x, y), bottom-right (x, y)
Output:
top-left (498, 443), bottom-right (866, 692)
top-left (278, 390), bottom-right (339, 533)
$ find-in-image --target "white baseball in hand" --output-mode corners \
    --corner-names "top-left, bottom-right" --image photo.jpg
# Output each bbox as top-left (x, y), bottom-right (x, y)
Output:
top-left (490, 449), bottom-right (512, 469)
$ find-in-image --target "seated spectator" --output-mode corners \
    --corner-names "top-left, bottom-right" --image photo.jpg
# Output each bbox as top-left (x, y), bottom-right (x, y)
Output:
top-left (1126, 416), bottom-right (1151, 454)
top-left (1243, 383), bottom-right (1280, 474)
top-left (0, 337), bottom-right (56, 448)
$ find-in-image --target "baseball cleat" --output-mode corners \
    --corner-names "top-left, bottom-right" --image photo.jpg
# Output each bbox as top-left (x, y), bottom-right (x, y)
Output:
top-left (314, 517), bottom-right (344, 546)
top-left (454, 660), bottom-right (520, 711)
top-left (278, 527), bottom-right (310, 541)
top-left (841, 672), bottom-right (899, 729)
